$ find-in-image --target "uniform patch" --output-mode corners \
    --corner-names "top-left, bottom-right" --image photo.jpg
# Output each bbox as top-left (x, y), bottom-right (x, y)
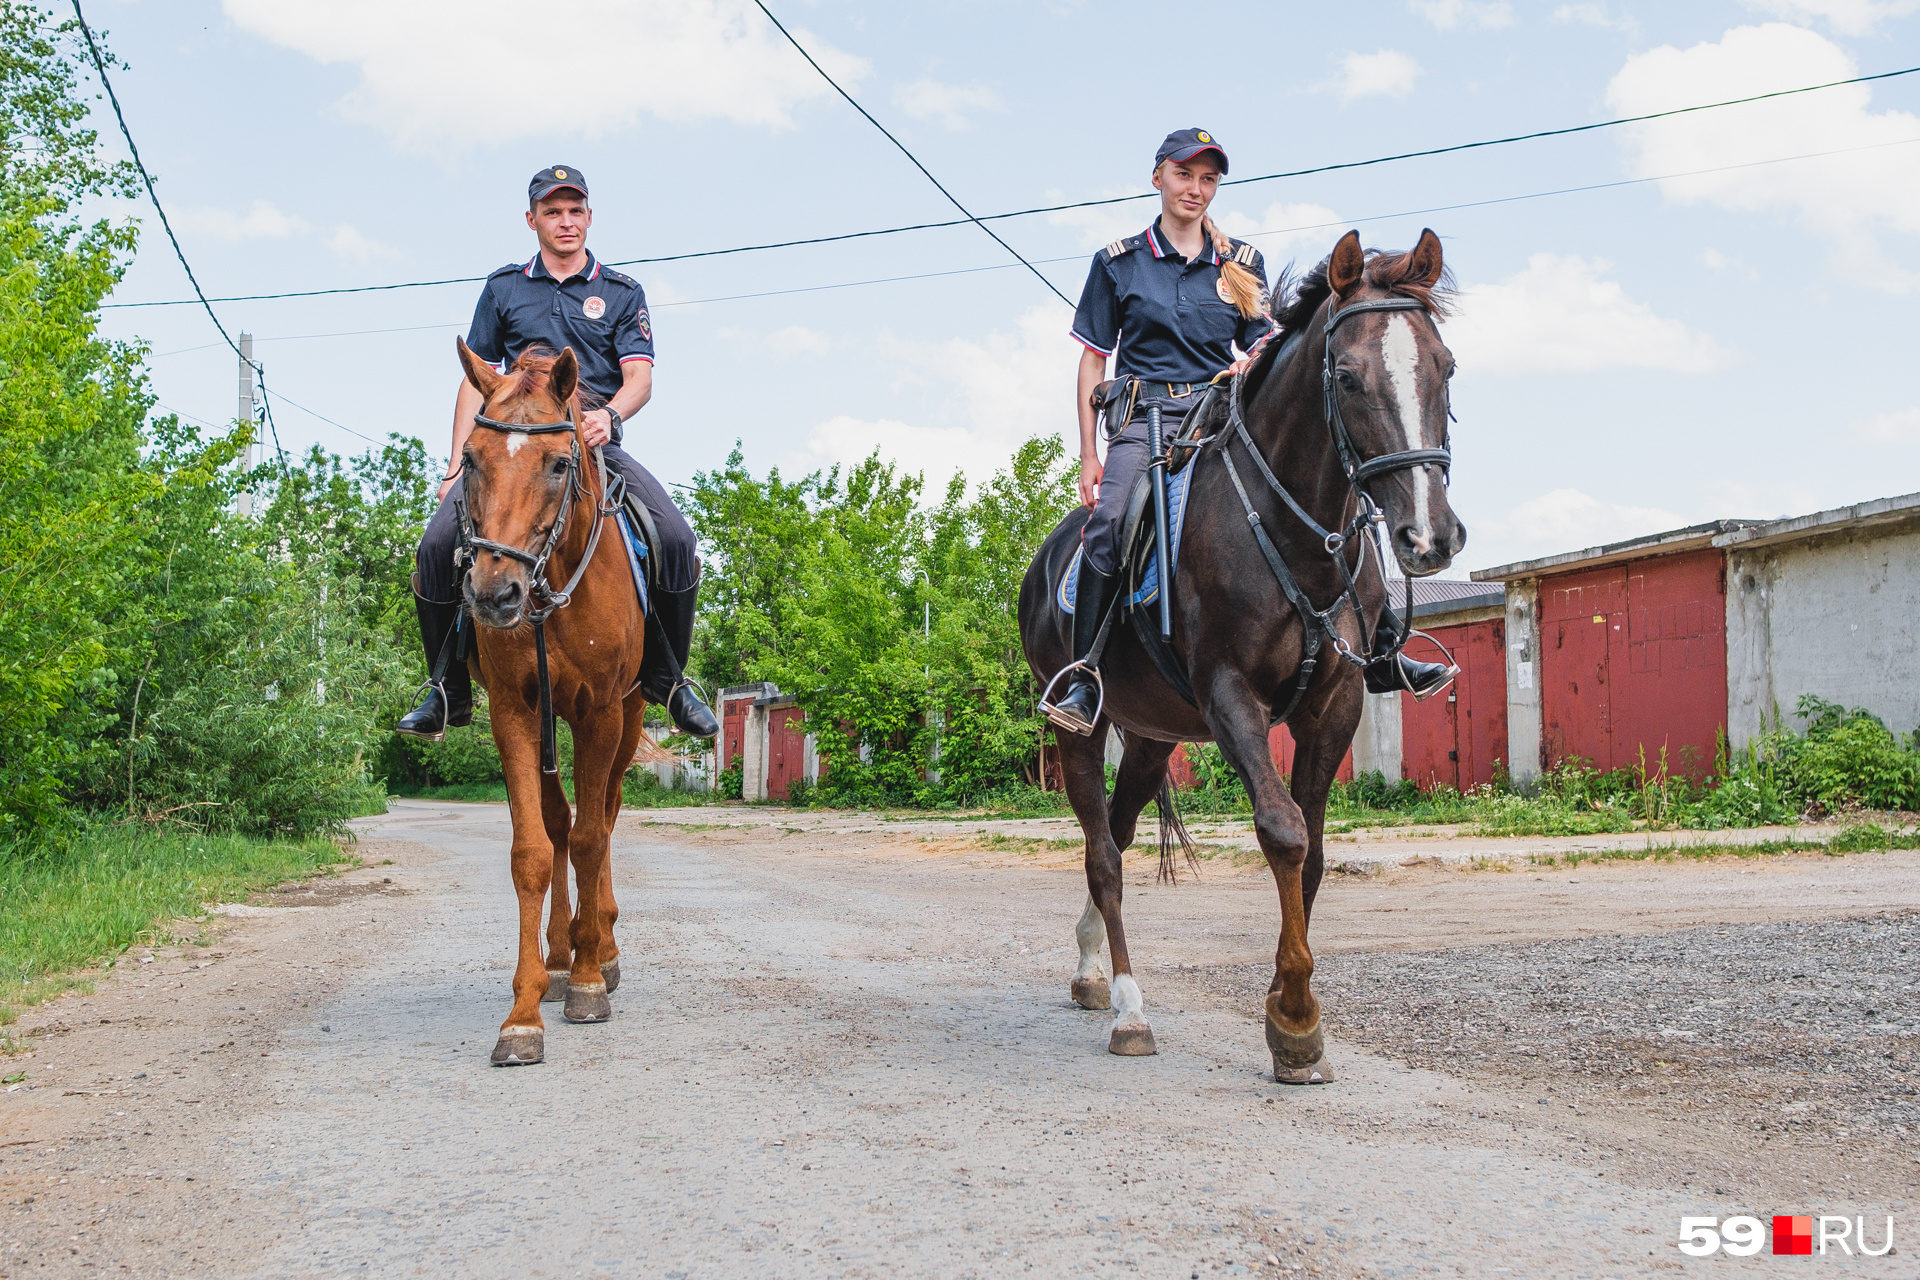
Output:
top-left (637, 308), bottom-right (651, 340)
top-left (1216, 276), bottom-right (1234, 304)
top-left (582, 295), bottom-right (606, 320)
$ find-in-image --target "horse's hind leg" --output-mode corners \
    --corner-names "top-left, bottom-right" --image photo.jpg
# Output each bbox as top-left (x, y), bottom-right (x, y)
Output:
top-left (1059, 722), bottom-right (1155, 1055)
top-left (540, 770), bottom-right (572, 1003)
top-left (593, 688), bottom-right (648, 998)
top-left (1072, 735), bottom-right (1177, 1012)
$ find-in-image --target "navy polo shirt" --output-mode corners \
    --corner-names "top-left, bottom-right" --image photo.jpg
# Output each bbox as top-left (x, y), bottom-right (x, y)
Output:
top-left (1070, 218), bottom-right (1273, 384)
top-left (466, 249), bottom-right (653, 407)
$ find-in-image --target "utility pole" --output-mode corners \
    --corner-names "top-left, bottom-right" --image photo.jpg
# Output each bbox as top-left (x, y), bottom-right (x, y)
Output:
top-left (234, 333), bottom-right (258, 516)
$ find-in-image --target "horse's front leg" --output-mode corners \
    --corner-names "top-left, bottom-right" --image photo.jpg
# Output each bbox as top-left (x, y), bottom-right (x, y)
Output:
top-left (490, 704), bottom-right (558, 1066)
top-left (559, 712), bottom-right (625, 1025)
top-left (591, 685), bottom-right (650, 999)
top-left (1205, 668), bottom-right (1331, 1085)
top-left (1284, 680), bottom-right (1363, 932)
top-left (541, 770), bottom-right (573, 1003)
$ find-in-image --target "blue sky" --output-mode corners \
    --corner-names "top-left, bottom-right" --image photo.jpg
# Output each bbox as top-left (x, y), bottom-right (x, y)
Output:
top-left (81, 0), bottom-right (1920, 575)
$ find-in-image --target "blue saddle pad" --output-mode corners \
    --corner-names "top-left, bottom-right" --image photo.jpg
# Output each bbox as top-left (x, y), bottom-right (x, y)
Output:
top-left (1057, 462), bottom-right (1196, 615)
top-left (615, 509), bottom-right (650, 615)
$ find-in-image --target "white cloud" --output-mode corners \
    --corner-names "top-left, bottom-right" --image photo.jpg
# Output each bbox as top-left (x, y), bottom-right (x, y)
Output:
top-left (1411, 0), bottom-right (1514, 29)
top-left (1606, 24), bottom-right (1920, 283)
top-left (1857, 406), bottom-right (1920, 442)
top-left (1739, 0), bottom-right (1920, 34)
top-left (1215, 202), bottom-right (1347, 266)
top-left (221, 0), bottom-right (870, 149)
top-left (325, 224), bottom-right (399, 263)
top-left (766, 325), bottom-right (833, 358)
top-left (1445, 254), bottom-right (1734, 375)
top-left (802, 304), bottom-right (1073, 491)
top-left (173, 199), bottom-right (310, 240)
top-left (1048, 188), bottom-right (1154, 251)
top-left (1553, 2), bottom-right (1636, 30)
top-left (890, 78), bottom-right (1003, 130)
top-left (1473, 488), bottom-right (1688, 566)
top-left (1335, 49), bottom-right (1422, 102)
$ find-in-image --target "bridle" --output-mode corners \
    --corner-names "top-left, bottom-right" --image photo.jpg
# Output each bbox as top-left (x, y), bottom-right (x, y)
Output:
top-left (455, 403), bottom-right (624, 774)
top-left (1215, 294), bottom-right (1456, 720)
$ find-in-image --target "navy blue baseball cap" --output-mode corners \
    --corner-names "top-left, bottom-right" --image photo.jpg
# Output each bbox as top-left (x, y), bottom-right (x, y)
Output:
top-left (529, 165), bottom-right (588, 203)
top-left (1155, 128), bottom-right (1228, 174)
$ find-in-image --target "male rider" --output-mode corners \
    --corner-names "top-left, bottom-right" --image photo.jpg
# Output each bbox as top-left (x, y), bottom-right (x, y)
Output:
top-left (396, 165), bottom-right (719, 741)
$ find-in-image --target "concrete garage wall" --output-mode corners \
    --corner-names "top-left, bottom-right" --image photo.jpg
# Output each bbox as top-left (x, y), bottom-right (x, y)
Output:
top-left (1352, 692), bottom-right (1402, 779)
top-left (1722, 511), bottom-right (1920, 747)
top-left (1501, 579), bottom-right (1543, 787)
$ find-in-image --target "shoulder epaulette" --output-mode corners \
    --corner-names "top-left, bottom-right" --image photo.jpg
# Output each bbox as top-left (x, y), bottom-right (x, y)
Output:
top-left (1227, 241), bottom-right (1258, 267)
top-left (487, 261), bottom-right (524, 279)
top-left (601, 267), bottom-right (639, 288)
top-left (1103, 233), bottom-right (1143, 261)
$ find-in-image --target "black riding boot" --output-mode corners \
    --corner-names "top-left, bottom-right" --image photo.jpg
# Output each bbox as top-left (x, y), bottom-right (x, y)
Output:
top-left (1043, 563), bottom-right (1118, 737)
top-left (639, 582), bottom-right (719, 739)
top-left (395, 585), bottom-right (473, 741)
top-left (1363, 614), bottom-right (1457, 700)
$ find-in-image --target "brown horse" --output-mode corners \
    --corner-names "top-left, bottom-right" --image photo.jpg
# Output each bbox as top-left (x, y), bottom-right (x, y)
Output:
top-left (453, 338), bottom-right (662, 1067)
top-left (1018, 230), bottom-right (1464, 1081)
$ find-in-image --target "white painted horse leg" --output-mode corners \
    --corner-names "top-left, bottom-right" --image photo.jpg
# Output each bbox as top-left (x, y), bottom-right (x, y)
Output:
top-left (1108, 972), bottom-right (1156, 1055)
top-left (1069, 894), bottom-right (1110, 1009)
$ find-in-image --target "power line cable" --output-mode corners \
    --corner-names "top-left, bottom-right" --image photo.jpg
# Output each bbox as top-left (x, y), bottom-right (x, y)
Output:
top-left (99, 61), bottom-right (1920, 311)
top-left (71, 0), bottom-right (334, 464)
top-left (746, 0), bottom-right (1070, 306)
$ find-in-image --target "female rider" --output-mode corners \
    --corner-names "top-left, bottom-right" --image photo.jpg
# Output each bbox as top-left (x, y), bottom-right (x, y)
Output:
top-left (1043, 128), bottom-right (1448, 734)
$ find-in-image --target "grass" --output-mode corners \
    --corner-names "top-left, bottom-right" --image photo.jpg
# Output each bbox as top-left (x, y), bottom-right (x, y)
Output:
top-left (1521, 822), bottom-right (1920, 870)
top-left (0, 825), bottom-right (348, 1027)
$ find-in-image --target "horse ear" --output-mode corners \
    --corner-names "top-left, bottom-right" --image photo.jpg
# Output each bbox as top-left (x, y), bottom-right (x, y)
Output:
top-left (1409, 228), bottom-right (1444, 289)
top-left (549, 346), bottom-right (579, 407)
top-left (456, 338), bottom-right (504, 398)
top-left (1328, 230), bottom-right (1365, 297)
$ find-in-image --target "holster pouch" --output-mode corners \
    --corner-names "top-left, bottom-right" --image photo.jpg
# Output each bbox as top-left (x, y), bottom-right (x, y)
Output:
top-left (1090, 377), bottom-right (1141, 442)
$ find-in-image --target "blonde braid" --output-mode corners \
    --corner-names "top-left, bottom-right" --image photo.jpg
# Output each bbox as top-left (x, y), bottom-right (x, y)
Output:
top-left (1204, 214), bottom-right (1266, 320)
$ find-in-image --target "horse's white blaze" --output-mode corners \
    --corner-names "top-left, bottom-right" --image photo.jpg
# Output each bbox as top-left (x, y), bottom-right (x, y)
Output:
top-left (1381, 315), bottom-right (1431, 546)
top-left (506, 431), bottom-right (530, 458)
top-left (1074, 894), bottom-right (1107, 981)
top-left (1111, 973), bottom-right (1145, 1025)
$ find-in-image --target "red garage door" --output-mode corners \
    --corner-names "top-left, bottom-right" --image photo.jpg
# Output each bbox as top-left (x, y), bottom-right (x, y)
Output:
top-left (1168, 727), bottom-right (1353, 790)
top-left (1539, 550), bottom-right (1725, 778)
top-left (766, 705), bottom-right (808, 800)
top-left (1401, 618), bottom-right (1509, 791)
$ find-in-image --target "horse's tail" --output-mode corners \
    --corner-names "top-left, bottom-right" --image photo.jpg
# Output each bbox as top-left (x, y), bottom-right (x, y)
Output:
top-left (630, 722), bottom-right (679, 766)
top-left (1154, 778), bottom-right (1199, 884)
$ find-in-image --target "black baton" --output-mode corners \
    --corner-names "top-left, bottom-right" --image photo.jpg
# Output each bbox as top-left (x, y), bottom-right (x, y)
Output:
top-left (1147, 404), bottom-right (1174, 639)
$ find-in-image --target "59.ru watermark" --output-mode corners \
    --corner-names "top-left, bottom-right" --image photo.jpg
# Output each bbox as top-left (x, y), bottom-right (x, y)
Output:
top-left (1678, 1215), bottom-right (1896, 1257)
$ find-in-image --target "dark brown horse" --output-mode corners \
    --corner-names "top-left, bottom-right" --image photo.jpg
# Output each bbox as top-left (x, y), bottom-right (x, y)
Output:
top-left (1018, 230), bottom-right (1464, 1081)
top-left (454, 339), bottom-right (665, 1066)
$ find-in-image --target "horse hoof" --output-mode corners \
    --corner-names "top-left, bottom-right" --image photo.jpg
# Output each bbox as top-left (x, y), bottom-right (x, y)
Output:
top-left (1108, 1020), bottom-right (1158, 1056)
top-left (1266, 1015), bottom-right (1332, 1085)
top-left (490, 1028), bottom-right (545, 1066)
top-left (601, 957), bottom-right (620, 995)
top-left (542, 970), bottom-right (569, 1003)
top-left (564, 982), bottom-right (612, 1023)
top-left (1071, 976), bottom-right (1111, 1010)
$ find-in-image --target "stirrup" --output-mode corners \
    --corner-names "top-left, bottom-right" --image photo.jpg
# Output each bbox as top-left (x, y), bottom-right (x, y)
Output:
top-left (396, 680), bottom-right (449, 744)
top-left (1038, 660), bottom-right (1104, 735)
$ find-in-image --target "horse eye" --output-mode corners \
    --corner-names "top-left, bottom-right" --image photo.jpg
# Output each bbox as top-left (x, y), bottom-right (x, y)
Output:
top-left (1446, 363), bottom-right (1457, 380)
top-left (1336, 370), bottom-right (1359, 393)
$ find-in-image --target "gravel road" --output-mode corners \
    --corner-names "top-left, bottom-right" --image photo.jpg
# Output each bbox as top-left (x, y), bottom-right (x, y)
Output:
top-left (3, 800), bottom-right (1915, 1278)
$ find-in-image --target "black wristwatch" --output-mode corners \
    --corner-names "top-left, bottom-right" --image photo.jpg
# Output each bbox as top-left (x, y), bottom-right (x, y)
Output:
top-left (604, 406), bottom-right (623, 442)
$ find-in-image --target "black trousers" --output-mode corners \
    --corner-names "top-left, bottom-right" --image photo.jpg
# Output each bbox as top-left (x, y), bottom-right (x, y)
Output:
top-left (416, 444), bottom-right (698, 607)
top-left (1081, 395), bottom-right (1193, 578)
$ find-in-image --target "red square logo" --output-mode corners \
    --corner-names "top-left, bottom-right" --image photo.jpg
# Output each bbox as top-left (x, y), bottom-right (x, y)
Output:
top-left (1774, 1215), bottom-right (1813, 1255)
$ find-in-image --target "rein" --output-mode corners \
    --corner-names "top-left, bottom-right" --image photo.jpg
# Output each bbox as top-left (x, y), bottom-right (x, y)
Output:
top-left (455, 405), bottom-right (625, 775)
top-left (1216, 296), bottom-right (1453, 721)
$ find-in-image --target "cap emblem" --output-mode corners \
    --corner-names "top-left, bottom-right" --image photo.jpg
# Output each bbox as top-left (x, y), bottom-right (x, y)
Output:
top-left (554, 168), bottom-right (568, 179)
top-left (582, 295), bottom-right (606, 320)
top-left (1196, 131), bottom-right (1211, 143)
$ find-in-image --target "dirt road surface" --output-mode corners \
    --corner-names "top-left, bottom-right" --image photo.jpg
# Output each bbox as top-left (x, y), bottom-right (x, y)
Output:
top-left (3, 800), bottom-right (1915, 1278)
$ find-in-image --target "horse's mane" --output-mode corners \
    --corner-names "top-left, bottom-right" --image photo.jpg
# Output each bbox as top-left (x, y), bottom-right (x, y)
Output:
top-left (496, 345), bottom-right (607, 413)
top-left (1269, 246), bottom-right (1458, 338)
